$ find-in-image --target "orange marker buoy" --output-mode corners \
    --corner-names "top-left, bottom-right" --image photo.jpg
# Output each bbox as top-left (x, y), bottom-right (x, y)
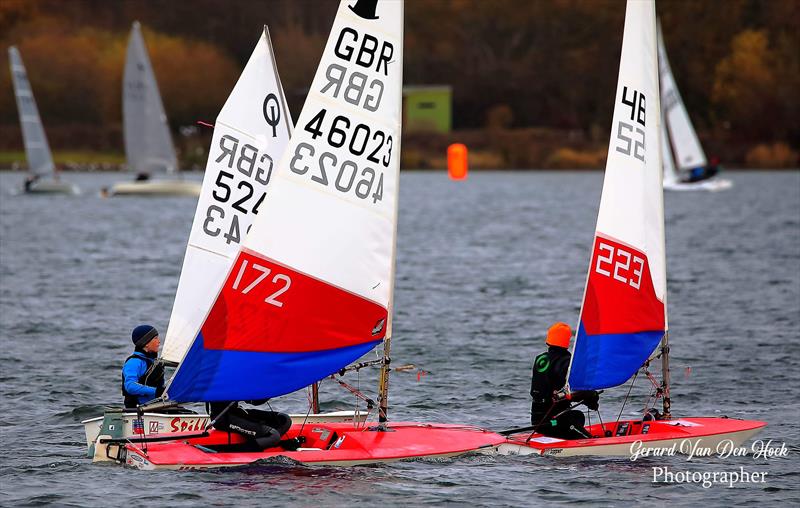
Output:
top-left (447, 143), bottom-right (468, 180)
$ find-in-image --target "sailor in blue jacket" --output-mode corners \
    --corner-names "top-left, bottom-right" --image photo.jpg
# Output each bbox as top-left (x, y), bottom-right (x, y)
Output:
top-left (122, 324), bottom-right (165, 408)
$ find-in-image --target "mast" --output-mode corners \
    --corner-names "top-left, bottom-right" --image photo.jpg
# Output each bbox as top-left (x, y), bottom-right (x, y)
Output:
top-left (656, 15), bottom-right (672, 420)
top-left (376, 0), bottom-right (405, 425)
top-left (661, 332), bottom-right (671, 418)
top-left (311, 383), bottom-right (320, 414)
top-left (377, 339), bottom-right (391, 422)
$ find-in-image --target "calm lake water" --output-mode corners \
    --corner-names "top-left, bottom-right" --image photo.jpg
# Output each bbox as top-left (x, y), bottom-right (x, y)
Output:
top-left (0, 171), bottom-right (798, 506)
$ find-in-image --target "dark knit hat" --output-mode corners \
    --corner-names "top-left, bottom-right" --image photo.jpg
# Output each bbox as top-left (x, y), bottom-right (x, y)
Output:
top-left (132, 324), bottom-right (158, 348)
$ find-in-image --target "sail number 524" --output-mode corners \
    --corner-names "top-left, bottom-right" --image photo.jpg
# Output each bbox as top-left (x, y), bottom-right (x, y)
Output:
top-left (595, 242), bottom-right (644, 290)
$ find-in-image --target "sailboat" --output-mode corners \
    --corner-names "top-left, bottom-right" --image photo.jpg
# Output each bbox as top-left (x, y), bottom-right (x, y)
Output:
top-left (84, 27), bottom-right (365, 459)
top-left (658, 22), bottom-right (732, 192)
top-left (108, 22), bottom-right (201, 197)
top-left (499, 0), bottom-right (763, 457)
top-left (95, 0), bottom-right (506, 469)
top-left (8, 46), bottom-right (79, 195)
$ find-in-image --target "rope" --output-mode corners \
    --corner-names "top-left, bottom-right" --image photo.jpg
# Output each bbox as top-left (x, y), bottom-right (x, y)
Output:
top-left (615, 370), bottom-right (639, 426)
top-left (595, 408), bottom-right (608, 437)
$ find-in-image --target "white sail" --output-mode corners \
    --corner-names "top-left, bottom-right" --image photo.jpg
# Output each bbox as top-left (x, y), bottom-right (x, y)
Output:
top-left (162, 28), bottom-right (293, 364)
top-left (568, 0), bottom-right (666, 390)
top-left (660, 107), bottom-right (679, 186)
top-left (123, 21), bottom-right (178, 175)
top-left (657, 22), bottom-right (706, 171)
top-left (165, 0), bottom-right (405, 402)
top-left (8, 46), bottom-right (55, 177)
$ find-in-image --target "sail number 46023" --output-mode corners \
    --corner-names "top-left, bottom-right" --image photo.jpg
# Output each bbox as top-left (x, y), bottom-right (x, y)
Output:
top-left (231, 259), bottom-right (290, 307)
top-left (290, 142), bottom-right (384, 204)
top-left (595, 242), bottom-right (644, 290)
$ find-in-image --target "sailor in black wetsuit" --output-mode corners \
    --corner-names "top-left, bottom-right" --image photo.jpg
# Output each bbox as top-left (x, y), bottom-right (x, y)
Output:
top-left (209, 401), bottom-right (301, 451)
top-left (530, 322), bottom-right (599, 439)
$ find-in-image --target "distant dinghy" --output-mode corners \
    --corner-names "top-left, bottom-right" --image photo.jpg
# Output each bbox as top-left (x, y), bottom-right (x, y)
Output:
top-left (8, 46), bottom-right (78, 195)
top-left (109, 22), bottom-right (200, 197)
top-left (657, 22), bottom-right (731, 192)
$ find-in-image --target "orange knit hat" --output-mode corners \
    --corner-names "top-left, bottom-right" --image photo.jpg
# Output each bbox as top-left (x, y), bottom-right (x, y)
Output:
top-left (546, 322), bottom-right (572, 348)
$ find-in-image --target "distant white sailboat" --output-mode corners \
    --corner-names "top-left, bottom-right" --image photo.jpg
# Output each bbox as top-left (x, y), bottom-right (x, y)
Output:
top-left (657, 22), bottom-right (732, 192)
top-left (8, 46), bottom-right (78, 195)
top-left (109, 22), bottom-right (200, 197)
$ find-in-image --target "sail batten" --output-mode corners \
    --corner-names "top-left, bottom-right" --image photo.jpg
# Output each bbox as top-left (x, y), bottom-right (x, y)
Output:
top-left (167, 0), bottom-right (404, 403)
top-left (568, 0), bottom-right (666, 391)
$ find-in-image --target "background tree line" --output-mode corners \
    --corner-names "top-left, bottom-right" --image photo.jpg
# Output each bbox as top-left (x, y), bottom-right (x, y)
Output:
top-left (1, 0), bottom-right (797, 168)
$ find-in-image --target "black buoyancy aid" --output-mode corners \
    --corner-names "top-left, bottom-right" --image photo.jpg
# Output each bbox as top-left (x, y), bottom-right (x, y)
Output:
top-left (121, 352), bottom-right (164, 408)
top-left (530, 346), bottom-right (572, 420)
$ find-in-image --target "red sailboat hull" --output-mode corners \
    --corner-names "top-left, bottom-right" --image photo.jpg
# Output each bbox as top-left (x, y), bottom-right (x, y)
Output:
top-left (123, 421), bottom-right (507, 469)
top-left (499, 417), bottom-right (766, 457)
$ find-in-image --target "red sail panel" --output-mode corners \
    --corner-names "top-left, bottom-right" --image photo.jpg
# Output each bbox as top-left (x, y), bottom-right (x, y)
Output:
top-left (581, 235), bottom-right (665, 336)
top-left (201, 249), bottom-right (388, 353)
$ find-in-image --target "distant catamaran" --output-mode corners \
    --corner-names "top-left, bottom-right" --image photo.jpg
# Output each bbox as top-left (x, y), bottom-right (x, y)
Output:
top-left (499, 0), bottom-right (763, 457)
top-left (8, 46), bottom-right (78, 194)
top-left (657, 22), bottom-right (732, 192)
top-left (109, 21), bottom-right (200, 196)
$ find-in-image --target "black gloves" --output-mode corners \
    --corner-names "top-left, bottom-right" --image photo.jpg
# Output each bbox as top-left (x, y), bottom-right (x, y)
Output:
top-left (584, 390), bottom-right (600, 411)
top-left (279, 436), bottom-right (306, 451)
top-left (155, 386), bottom-right (165, 398)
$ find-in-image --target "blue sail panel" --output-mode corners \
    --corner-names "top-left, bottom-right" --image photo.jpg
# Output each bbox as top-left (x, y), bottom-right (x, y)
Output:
top-left (569, 322), bottom-right (664, 390)
top-left (167, 332), bottom-right (381, 403)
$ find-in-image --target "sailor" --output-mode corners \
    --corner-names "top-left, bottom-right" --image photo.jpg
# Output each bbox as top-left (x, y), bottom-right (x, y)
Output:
top-left (121, 324), bottom-right (165, 408)
top-left (530, 322), bottom-right (600, 439)
top-left (209, 401), bottom-right (302, 451)
top-left (23, 174), bottom-right (39, 192)
top-left (686, 156), bottom-right (720, 183)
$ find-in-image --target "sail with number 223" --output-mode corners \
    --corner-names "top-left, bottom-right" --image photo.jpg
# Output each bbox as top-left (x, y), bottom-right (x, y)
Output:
top-left (568, 0), bottom-right (666, 391)
top-left (167, 0), bottom-right (403, 402)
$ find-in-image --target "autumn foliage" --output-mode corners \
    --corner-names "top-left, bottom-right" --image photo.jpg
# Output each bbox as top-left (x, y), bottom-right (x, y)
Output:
top-left (0, 0), bottom-right (797, 167)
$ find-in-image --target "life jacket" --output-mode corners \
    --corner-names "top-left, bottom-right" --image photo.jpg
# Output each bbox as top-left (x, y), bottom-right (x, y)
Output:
top-left (530, 346), bottom-right (571, 421)
top-left (121, 352), bottom-right (164, 408)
